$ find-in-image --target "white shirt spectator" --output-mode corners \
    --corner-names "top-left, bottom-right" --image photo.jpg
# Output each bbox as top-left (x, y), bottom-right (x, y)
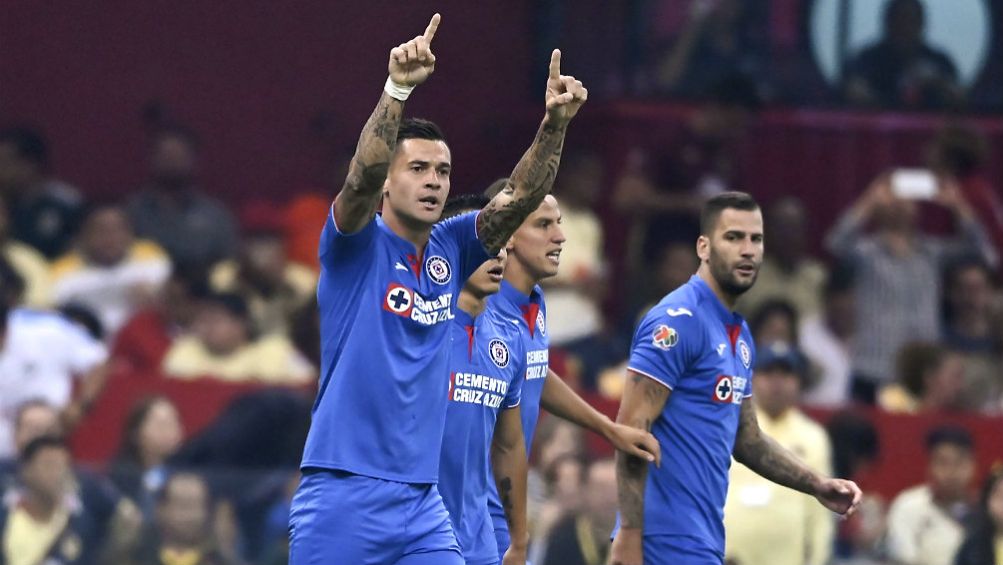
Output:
top-left (799, 314), bottom-right (852, 408)
top-left (886, 484), bottom-right (966, 565)
top-left (0, 309), bottom-right (108, 458)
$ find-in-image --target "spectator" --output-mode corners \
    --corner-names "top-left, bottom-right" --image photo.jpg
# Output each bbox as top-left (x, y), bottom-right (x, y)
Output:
top-left (827, 173), bottom-right (996, 403)
top-left (749, 299), bottom-right (799, 346)
top-left (126, 126), bottom-right (238, 271)
top-left (129, 472), bottom-right (236, 565)
top-left (532, 452), bottom-right (587, 562)
top-left (540, 458), bottom-right (617, 565)
top-left (541, 154), bottom-right (607, 348)
top-left (879, 342), bottom-right (966, 414)
top-left (0, 126), bottom-right (83, 259)
top-left (886, 426), bottom-right (975, 565)
top-left (843, 0), bottom-right (963, 110)
top-left (162, 292), bottom-right (314, 384)
top-left (109, 396), bottom-right (185, 518)
top-left (825, 412), bottom-right (886, 562)
top-left (723, 341), bottom-right (834, 565)
top-left (954, 467), bottom-right (1003, 565)
top-left (208, 200), bottom-right (316, 337)
top-left (0, 436), bottom-right (122, 564)
top-left (613, 76), bottom-right (758, 276)
top-left (113, 268), bottom-right (209, 375)
top-left (800, 265), bottom-right (857, 408)
top-left (0, 400), bottom-right (63, 484)
top-left (51, 204), bottom-right (171, 339)
top-left (738, 197), bottom-right (827, 320)
top-left (0, 288), bottom-right (109, 459)
top-left (0, 194), bottom-right (50, 307)
top-left (928, 124), bottom-right (1003, 257)
top-left (652, 0), bottom-right (768, 99)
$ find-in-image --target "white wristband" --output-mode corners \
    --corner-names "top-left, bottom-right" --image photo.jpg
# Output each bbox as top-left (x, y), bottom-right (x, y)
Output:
top-left (384, 77), bottom-right (414, 101)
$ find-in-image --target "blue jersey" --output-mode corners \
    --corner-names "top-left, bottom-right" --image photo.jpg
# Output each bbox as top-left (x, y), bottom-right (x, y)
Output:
top-left (485, 281), bottom-right (549, 552)
top-left (438, 307), bottom-right (525, 565)
top-left (625, 275), bottom-right (755, 558)
top-left (300, 208), bottom-right (489, 483)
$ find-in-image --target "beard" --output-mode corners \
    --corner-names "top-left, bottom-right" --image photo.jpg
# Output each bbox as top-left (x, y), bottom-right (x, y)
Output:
top-left (709, 251), bottom-right (758, 296)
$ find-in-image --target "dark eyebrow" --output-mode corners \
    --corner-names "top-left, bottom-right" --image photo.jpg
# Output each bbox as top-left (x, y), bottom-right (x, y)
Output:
top-left (408, 160), bottom-right (429, 167)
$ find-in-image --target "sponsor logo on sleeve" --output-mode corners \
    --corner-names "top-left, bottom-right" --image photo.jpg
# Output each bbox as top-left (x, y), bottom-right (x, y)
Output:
top-left (425, 255), bottom-right (452, 285)
top-left (653, 325), bottom-right (679, 350)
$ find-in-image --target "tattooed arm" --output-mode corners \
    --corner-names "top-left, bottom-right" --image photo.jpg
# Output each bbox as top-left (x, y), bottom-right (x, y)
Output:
top-left (491, 406), bottom-right (529, 562)
top-left (733, 401), bottom-right (863, 515)
top-left (333, 14), bottom-right (440, 234)
top-left (476, 49), bottom-right (588, 254)
top-left (609, 371), bottom-right (671, 565)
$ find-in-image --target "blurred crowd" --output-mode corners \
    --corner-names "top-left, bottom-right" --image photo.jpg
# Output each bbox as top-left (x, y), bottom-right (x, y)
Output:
top-left (3, 1), bottom-right (1003, 563)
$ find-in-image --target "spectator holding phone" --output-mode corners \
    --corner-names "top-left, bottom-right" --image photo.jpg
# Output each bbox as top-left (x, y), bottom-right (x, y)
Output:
top-left (826, 172), bottom-right (996, 403)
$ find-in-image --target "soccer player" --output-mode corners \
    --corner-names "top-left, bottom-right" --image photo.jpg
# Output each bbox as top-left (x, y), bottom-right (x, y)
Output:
top-left (482, 187), bottom-right (662, 559)
top-left (609, 192), bottom-right (863, 565)
top-left (288, 13), bottom-right (589, 565)
top-left (438, 195), bottom-right (531, 565)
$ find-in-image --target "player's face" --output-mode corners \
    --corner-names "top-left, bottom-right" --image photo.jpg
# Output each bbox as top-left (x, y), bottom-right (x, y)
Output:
top-left (698, 208), bottom-right (763, 297)
top-left (384, 139), bottom-right (452, 229)
top-left (465, 246), bottom-right (508, 298)
top-left (509, 195), bottom-right (565, 282)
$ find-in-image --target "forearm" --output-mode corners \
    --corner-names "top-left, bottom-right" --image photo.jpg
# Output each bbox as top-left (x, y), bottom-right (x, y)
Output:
top-left (491, 436), bottom-right (530, 549)
top-left (477, 118), bottom-right (566, 253)
top-left (540, 369), bottom-right (612, 437)
top-left (615, 441), bottom-right (649, 528)
top-left (733, 432), bottom-right (821, 495)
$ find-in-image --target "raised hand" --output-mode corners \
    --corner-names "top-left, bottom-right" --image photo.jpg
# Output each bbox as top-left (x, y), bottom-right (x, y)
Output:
top-left (544, 49), bottom-right (588, 127)
top-left (388, 13), bottom-right (440, 87)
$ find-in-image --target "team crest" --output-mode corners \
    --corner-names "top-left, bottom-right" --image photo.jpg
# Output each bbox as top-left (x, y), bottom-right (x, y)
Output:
top-left (713, 375), bottom-right (734, 403)
top-left (536, 310), bottom-right (546, 336)
top-left (425, 255), bottom-right (452, 285)
top-left (384, 284), bottom-right (413, 316)
top-left (738, 339), bottom-right (752, 369)
top-left (489, 339), bottom-right (510, 368)
top-left (652, 325), bottom-right (678, 350)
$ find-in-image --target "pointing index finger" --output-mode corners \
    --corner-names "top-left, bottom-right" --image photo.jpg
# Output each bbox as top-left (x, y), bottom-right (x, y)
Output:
top-left (423, 13), bottom-right (441, 43)
top-left (549, 49), bottom-right (561, 80)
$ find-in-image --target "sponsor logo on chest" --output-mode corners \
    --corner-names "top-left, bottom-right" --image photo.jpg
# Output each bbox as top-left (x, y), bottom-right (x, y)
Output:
top-left (383, 283), bottom-right (454, 326)
top-left (449, 371), bottom-right (510, 409)
top-left (712, 375), bottom-right (748, 405)
top-left (525, 348), bottom-right (549, 380)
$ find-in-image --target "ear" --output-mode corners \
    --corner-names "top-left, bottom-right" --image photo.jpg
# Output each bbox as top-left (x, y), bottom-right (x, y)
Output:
top-left (696, 235), bottom-right (710, 263)
top-left (382, 177), bottom-right (391, 199)
top-left (505, 236), bottom-right (516, 253)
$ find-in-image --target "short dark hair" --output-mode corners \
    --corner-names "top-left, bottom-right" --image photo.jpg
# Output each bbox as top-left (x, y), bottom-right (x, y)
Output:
top-left (58, 303), bottom-right (104, 340)
top-left (441, 194), bottom-right (490, 221)
top-left (700, 191), bottom-right (760, 235)
top-left (0, 126), bottom-right (49, 168)
top-left (896, 342), bottom-right (947, 397)
top-left (749, 299), bottom-right (799, 343)
top-left (202, 292), bottom-right (250, 320)
top-left (20, 435), bottom-right (67, 464)
top-left (884, 0), bottom-right (924, 30)
top-left (396, 118), bottom-right (447, 147)
top-left (926, 425), bottom-right (974, 452)
top-left (483, 178), bottom-right (510, 199)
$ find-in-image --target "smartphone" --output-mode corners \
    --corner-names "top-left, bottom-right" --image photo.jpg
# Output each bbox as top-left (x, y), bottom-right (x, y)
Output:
top-left (891, 169), bottom-right (938, 200)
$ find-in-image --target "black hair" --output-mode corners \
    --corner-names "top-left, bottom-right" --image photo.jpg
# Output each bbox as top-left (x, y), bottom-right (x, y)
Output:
top-left (700, 191), bottom-right (760, 235)
top-left (202, 292), bottom-right (250, 320)
top-left (441, 194), bottom-right (490, 221)
top-left (115, 395), bottom-right (176, 468)
top-left (826, 411), bottom-right (880, 479)
top-left (396, 118), bottom-right (447, 146)
top-left (0, 126), bottom-right (49, 168)
top-left (0, 256), bottom-right (26, 310)
top-left (482, 178), bottom-right (510, 199)
top-left (956, 468), bottom-right (1003, 564)
top-left (925, 425), bottom-right (974, 452)
top-left (884, 0), bottom-right (924, 30)
top-left (20, 435), bottom-right (67, 464)
top-left (896, 342), bottom-right (948, 397)
top-left (58, 303), bottom-right (105, 340)
top-left (749, 299), bottom-right (799, 343)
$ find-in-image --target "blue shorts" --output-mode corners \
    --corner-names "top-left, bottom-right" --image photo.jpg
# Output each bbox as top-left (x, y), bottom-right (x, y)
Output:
top-left (289, 469), bottom-right (463, 565)
top-left (643, 535), bottom-right (723, 565)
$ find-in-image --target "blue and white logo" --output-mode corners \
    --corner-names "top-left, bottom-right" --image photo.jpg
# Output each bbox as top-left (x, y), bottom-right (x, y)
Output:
top-left (738, 339), bottom-right (752, 369)
top-left (425, 255), bottom-right (452, 285)
top-left (489, 339), bottom-right (510, 368)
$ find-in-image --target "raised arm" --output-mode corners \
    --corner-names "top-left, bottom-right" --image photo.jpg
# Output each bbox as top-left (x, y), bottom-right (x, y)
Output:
top-left (733, 400), bottom-right (862, 516)
top-left (491, 406), bottom-right (529, 565)
top-left (609, 371), bottom-right (671, 565)
top-left (540, 369), bottom-right (660, 465)
top-left (333, 14), bottom-right (440, 234)
top-left (476, 49), bottom-right (588, 254)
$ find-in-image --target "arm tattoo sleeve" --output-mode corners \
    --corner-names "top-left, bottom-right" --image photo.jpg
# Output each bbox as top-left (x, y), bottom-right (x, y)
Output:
top-left (732, 401), bottom-right (820, 495)
top-left (337, 92), bottom-right (404, 228)
top-left (616, 374), bottom-right (669, 528)
top-left (476, 120), bottom-right (567, 254)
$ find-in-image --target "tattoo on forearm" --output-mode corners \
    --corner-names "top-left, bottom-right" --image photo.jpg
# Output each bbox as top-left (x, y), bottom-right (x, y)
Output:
top-left (499, 477), bottom-right (514, 512)
top-left (343, 93), bottom-right (403, 200)
top-left (616, 440), bottom-right (648, 528)
top-left (733, 404), bottom-right (818, 495)
top-left (477, 121), bottom-right (566, 254)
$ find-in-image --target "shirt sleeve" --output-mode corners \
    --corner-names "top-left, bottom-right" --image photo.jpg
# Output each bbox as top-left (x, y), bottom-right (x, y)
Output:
top-left (318, 203), bottom-right (379, 266)
top-left (627, 304), bottom-right (704, 390)
top-left (434, 210), bottom-right (491, 283)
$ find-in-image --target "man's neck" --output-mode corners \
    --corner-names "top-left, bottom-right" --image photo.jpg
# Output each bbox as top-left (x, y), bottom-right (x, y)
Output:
top-left (503, 263), bottom-right (539, 296)
top-left (697, 266), bottom-right (737, 310)
top-left (382, 210), bottom-right (432, 254)
top-left (457, 289), bottom-right (487, 318)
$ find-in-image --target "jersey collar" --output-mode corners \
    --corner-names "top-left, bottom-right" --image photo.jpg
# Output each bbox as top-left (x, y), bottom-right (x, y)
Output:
top-left (497, 280), bottom-right (542, 308)
top-left (689, 275), bottom-right (744, 327)
top-left (453, 307), bottom-right (476, 327)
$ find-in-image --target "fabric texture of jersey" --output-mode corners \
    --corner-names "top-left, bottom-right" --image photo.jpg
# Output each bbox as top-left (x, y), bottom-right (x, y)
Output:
top-left (300, 208), bottom-right (489, 484)
top-left (485, 281), bottom-right (549, 555)
top-left (620, 274), bottom-right (756, 559)
top-left (438, 306), bottom-right (525, 565)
